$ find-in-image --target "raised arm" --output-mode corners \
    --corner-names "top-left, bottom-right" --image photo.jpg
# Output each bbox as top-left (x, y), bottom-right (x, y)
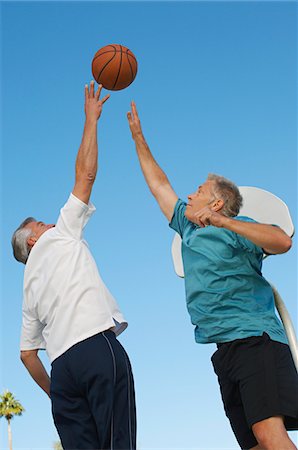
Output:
top-left (72, 82), bottom-right (110, 205)
top-left (193, 207), bottom-right (292, 255)
top-left (127, 101), bottom-right (178, 221)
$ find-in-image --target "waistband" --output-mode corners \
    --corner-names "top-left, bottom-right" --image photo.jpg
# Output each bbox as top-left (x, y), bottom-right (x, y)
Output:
top-left (216, 332), bottom-right (274, 349)
top-left (51, 329), bottom-right (116, 365)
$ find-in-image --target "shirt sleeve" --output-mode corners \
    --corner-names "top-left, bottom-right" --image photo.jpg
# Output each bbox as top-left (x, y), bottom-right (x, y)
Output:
top-left (169, 199), bottom-right (191, 237)
top-left (20, 303), bottom-right (46, 351)
top-left (55, 193), bottom-right (96, 240)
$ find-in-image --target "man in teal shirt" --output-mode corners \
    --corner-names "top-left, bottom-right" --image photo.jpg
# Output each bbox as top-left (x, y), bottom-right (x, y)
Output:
top-left (170, 198), bottom-right (288, 346)
top-left (127, 101), bottom-right (298, 450)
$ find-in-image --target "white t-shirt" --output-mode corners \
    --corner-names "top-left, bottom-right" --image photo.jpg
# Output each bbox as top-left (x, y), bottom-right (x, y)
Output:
top-left (20, 194), bottom-right (127, 363)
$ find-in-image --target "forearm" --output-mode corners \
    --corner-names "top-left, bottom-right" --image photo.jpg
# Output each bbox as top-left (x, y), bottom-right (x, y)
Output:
top-left (75, 117), bottom-right (98, 182)
top-left (223, 218), bottom-right (292, 254)
top-left (133, 132), bottom-right (171, 196)
top-left (21, 352), bottom-right (51, 397)
top-left (72, 82), bottom-right (109, 205)
top-left (127, 102), bottom-right (178, 220)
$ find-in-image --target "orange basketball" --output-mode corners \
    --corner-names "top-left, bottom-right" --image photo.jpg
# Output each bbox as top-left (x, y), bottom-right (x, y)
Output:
top-left (91, 44), bottom-right (138, 91)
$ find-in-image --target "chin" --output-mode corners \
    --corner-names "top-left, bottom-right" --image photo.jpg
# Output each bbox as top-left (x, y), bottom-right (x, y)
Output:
top-left (184, 209), bottom-right (192, 221)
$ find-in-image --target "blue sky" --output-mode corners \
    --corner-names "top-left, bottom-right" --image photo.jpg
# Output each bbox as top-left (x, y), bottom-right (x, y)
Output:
top-left (1, 1), bottom-right (297, 449)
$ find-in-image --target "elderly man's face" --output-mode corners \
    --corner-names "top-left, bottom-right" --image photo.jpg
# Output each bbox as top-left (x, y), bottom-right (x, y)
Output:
top-left (185, 180), bottom-right (218, 222)
top-left (25, 221), bottom-right (55, 248)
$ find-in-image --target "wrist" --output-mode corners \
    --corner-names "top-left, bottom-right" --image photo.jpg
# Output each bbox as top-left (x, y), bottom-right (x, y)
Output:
top-left (133, 131), bottom-right (145, 142)
top-left (85, 116), bottom-right (98, 127)
top-left (133, 133), bottom-right (147, 146)
top-left (220, 215), bottom-right (233, 229)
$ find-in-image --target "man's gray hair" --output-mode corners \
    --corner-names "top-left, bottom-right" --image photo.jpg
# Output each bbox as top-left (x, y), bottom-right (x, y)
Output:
top-left (208, 173), bottom-right (243, 217)
top-left (11, 217), bottom-right (36, 264)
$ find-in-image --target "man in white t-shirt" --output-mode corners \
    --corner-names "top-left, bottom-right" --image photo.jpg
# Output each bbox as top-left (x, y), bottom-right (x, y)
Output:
top-left (12, 82), bottom-right (136, 450)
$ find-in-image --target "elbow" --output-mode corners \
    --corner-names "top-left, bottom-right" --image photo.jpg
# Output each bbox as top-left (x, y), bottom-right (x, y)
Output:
top-left (85, 173), bottom-right (96, 185)
top-left (20, 351), bottom-right (27, 366)
top-left (75, 164), bottom-right (97, 184)
top-left (151, 181), bottom-right (170, 198)
top-left (276, 235), bottom-right (292, 254)
top-left (20, 351), bottom-right (30, 364)
top-left (282, 235), bottom-right (292, 253)
top-left (76, 170), bottom-right (96, 186)
top-left (20, 350), bottom-right (37, 365)
top-left (264, 235), bottom-right (292, 255)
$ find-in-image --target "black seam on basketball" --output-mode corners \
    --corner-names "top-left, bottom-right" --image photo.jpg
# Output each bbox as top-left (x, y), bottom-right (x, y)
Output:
top-left (92, 50), bottom-right (117, 64)
top-left (126, 52), bottom-right (137, 62)
top-left (112, 45), bottom-right (123, 90)
top-left (93, 49), bottom-right (137, 65)
top-left (92, 45), bottom-right (118, 63)
top-left (127, 52), bottom-right (137, 78)
top-left (126, 49), bottom-right (134, 80)
top-left (94, 48), bottom-right (117, 84)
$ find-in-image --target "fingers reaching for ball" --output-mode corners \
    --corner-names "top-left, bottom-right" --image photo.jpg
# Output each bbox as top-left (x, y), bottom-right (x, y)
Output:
top-left (127, 101), bottom-right (143, 139)
top-left (127, 101), bottom-right (141, 131)
top-left (85, 81), bottom-right (109, 101)
top-left (130, 101), bottom-right (140, 120)
top-left (100, 93), bottom-right (111, 105)
top-left (90, 80), bottom-right (95, 97)
top-left (84, 81), bottom-right (110, 121)
top-left (94, 83), bottom-right (110, 104)
top-left (85, 81), bottom-right (96, 100)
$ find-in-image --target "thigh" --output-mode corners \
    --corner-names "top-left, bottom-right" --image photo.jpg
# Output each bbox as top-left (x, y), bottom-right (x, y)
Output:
top-left (212, 348), bottom-right (258, 449)
top-left (51, 356), bottom-right (100, 450)
top-left (238, 334), bottom-right (298, 430)
top-left (69, 331), bottom-right (137, 450)
top-left (102, 331), bottom-right (137, 450)
top-left (68, 332), bottom-right (118, 449)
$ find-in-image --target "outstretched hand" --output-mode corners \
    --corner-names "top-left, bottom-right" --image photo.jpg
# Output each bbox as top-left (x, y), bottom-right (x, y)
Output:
top-left (127, 101), bottom-right (143, 139)
top-left (85, 81), bottom-right (110, 121)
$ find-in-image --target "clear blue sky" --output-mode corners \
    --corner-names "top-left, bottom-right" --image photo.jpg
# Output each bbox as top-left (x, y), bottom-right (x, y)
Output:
top-left (1, 1), bottom-right (297, 449)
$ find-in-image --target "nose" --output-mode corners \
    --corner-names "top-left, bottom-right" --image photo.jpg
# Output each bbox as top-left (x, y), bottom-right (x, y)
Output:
top-left (188, 193), bottom-right (194, 200)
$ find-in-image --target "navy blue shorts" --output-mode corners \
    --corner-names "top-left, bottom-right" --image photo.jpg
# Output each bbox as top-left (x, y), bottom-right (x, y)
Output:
top-left (211, 333), bottom-right (298, 449)
top-left (50, 331), bottom-right (136, 450)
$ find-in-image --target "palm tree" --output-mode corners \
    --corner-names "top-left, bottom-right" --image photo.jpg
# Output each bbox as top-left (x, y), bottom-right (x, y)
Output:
top-left (0, 390), bottom-right (25, 450)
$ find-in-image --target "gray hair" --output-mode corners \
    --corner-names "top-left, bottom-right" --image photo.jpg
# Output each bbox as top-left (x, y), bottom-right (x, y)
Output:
top-left (207, 173), bottom-right (243, 217)
top-left (11, 217), bottom-right (36, 264)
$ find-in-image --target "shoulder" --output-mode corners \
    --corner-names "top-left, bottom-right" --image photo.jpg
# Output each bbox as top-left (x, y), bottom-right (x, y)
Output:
top-left (173, 198), bottom-right (187, 213)
top-left (169, 199), bottom-right (187, 223)
top-left (169, 199), bottom-right (191, 237)
top-left (67, 193), bottom-right (96, 212)
top-left (59, 193), bottom-right (96, 223)
top-left (54, 193), bottom-right (96, 240)
top-left (234, 215), bottom-right (258, 224)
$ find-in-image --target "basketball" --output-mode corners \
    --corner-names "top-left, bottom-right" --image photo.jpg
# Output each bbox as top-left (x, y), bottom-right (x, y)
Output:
top-left (91, 44), bottom-right (138, 91)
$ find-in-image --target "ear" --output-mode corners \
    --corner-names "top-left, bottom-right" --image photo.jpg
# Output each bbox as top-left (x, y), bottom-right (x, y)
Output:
top-left (27, 235), bottom-right (37, 248)
top-left (211, 199), bottom-right (224, 212)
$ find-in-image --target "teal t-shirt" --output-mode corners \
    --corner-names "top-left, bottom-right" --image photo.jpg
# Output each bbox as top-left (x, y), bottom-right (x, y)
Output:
top-left (169, 199), bottom-right (287, 345)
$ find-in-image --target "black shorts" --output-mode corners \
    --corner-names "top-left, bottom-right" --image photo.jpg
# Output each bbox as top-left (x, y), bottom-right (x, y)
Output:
top-left (211, 332), bottom-right (298, 449)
